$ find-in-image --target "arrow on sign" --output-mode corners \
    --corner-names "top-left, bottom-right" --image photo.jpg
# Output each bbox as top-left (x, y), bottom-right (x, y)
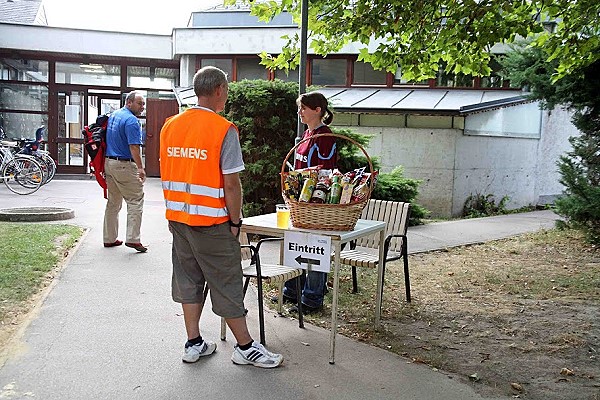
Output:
top-left (295, 255), bottom-right (321, 266)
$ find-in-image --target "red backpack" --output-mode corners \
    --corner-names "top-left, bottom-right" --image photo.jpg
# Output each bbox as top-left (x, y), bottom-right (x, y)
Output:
top-left (82, 114), bottom-right (109, 198)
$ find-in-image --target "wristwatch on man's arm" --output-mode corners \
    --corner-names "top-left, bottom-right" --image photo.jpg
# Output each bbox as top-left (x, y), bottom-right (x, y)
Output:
top-left (229, 218), bottom-right (242, 237)
top-left (228, 219), bottom-right (243, 228)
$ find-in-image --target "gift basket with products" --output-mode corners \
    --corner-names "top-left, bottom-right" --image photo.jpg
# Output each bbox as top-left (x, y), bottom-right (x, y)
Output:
top-left (280, 133), bottom-right (378, 231)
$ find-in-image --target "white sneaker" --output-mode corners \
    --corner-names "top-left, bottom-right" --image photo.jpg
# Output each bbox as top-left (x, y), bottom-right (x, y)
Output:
top-left (182, 339), bottom-right (217, 363)
top-left (231, 341), bottom-right (283, 368)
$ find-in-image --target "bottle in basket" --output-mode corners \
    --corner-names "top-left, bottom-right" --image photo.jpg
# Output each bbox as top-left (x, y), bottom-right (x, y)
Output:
top-left (298, 177), bottom-right (316, 202)
top-left (327, 175), bottom-right (342, 204)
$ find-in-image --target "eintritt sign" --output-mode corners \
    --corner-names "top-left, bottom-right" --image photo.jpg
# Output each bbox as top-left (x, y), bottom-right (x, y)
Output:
top-left (283, 231), bottom-right (331, 273)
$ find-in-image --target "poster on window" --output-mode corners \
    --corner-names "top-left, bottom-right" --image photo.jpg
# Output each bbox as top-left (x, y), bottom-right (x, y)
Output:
top-left (65, 105), bottom-right (80, 124)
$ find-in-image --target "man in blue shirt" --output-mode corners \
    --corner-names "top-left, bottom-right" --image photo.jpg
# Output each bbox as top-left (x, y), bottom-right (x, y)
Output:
top-left (103, 91), bottom-right (147, 252)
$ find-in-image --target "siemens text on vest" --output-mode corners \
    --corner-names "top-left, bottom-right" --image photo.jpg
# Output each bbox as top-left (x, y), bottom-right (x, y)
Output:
top-left (288, 242), bottom-right (326, 255)
top-left (167, 147), bottom-right (208, 160)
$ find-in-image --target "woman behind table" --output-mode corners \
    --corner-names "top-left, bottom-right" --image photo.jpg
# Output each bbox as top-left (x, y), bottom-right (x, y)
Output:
top-left (293, 92), bottom-right (337, 170)
top-left (282, 92), bottom-right (336, 313)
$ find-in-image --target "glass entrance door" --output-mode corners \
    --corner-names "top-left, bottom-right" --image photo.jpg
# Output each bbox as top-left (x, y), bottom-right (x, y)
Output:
top-left (56, 90), bottom-right (86, 172)
top-left (55, 90), bottom-right (122, 173)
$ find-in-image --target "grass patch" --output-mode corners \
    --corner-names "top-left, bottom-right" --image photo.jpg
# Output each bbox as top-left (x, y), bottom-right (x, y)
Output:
top-left (0, 222), bottom-right (83, 321)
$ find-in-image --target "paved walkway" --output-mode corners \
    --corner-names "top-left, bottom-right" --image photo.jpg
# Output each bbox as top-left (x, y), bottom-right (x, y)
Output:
top-left (0, 178), bottom-right (559, 400)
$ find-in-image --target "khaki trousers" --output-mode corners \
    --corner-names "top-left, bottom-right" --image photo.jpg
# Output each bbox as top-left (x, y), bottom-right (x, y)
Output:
top-left (103, 158), bottom-right (144, 243)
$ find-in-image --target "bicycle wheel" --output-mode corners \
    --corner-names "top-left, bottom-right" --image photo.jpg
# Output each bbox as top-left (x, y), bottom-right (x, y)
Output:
top-left (37, 151), bottom-right (57, 184)
top-left (1, 157), bottom-right (43, 195)
top-left (28, 152), bottom-right (53, 185)
top-left (14, 155), bottom-right (47, 187)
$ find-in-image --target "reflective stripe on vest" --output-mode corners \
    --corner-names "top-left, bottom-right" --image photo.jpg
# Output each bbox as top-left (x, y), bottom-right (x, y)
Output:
top-left (164, 200), bottom-right (228, 218)
top-left (162, 180), bottom-right (224, 199)
top-left (162, 180), bottom-right (227, 218)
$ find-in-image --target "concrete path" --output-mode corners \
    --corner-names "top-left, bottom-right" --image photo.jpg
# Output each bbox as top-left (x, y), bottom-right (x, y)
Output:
top-left (0, 178), bottom-right (559, 400)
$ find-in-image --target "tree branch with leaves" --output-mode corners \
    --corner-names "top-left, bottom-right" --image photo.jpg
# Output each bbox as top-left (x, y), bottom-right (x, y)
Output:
top-left (227, 0), bottom-right (599, 82)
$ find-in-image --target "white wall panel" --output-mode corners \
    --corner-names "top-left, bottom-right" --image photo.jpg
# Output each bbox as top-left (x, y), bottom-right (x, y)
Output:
top-left (172, 27), bottom-right (373, 56)
top-left (536, 107), bottom-right (578, 204)
top-left (335, 104), bottom-right (578, 217)
top-left (0, 23), bottom-right (172, 60)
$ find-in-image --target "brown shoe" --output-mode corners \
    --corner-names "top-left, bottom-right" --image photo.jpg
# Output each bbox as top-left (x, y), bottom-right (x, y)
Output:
top-left (104, 240), bottom-right (123, 248)
top-left (125, 242), bottom-right (148, 252)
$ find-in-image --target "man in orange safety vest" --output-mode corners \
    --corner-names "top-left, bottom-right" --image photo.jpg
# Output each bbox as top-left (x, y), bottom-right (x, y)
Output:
top-left (159, 66), bottom-right (283, 368)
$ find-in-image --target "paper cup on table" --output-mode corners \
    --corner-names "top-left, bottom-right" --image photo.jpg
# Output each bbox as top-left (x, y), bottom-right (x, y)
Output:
top-left (276, 204), bottom-right (290, 228)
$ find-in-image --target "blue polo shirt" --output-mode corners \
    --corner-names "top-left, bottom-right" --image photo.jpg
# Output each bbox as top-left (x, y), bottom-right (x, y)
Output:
top-left (105, 107), bottom-right (142, 159)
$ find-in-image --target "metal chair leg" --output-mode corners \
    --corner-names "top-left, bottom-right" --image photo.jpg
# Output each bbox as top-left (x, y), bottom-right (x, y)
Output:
top-left (351, 266), bottom-right (359, 293)
top-left (296, 273), bottom-right (304, 329)
top-left (256, 278), bottom-right (266, 345)
top-left (277, 283), bottom-right (284, 314)
top-left (403, 244), bottom-right (411, 302)
top-left (220, 317), bottom-right (227, 341)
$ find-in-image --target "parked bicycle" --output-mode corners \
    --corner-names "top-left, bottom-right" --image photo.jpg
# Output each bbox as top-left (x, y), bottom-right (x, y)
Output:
top-left (0, 131), bottom-right (44, 195)
top-left (1, 126), bottom-right (56, 185)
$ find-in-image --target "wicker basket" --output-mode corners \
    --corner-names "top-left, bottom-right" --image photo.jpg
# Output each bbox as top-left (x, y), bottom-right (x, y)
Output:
top-left (280, 133), bottom-right (374, 231)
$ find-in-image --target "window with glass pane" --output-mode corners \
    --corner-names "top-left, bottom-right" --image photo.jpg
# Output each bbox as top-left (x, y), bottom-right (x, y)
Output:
top-left (57, 143), bottom-right (84, 166)
top-left (353, 61), bottom-right (386, 85)
top-left (0, 112), bottom-right (48, 140)
top-left (127, 66), bottom-right (178, 90)
top-left (393, 68), bottom-right (429, 85)
top-left (200, 59), bottom-right (233, 79)
top-left (311, 59), bottom-right (347, 86)
top-left (55, 62), bottom-right (120, 86)
top-left (57, 91), bottom-right (84, 139)
top-left (0, 59), bottom-right (49, 82)
top-left (0, 83), bottom-right (48, 111)
top-left (236, 58), bottom-right (267, 81)
top-left (436, 67), bottom-right (474, 88)
top-left (480, 58), bottom-right (505, 88)
top-left (274, 68), bottom-right (299, 82)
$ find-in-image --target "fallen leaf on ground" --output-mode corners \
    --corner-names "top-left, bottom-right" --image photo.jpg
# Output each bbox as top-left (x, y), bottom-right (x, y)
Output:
top-left (560, 367), bottom-right (574, 376)
top-left (510, 382), bottom-right (523, 391)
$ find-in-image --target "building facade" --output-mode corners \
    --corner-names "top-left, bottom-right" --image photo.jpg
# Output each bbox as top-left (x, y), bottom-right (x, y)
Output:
top-left (0, 3), bottom-right (580, 216)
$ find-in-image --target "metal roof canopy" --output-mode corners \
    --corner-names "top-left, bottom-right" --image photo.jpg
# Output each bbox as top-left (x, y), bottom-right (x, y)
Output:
top-left (316, 88), bottom-right (529, 115)
top-left (173, 86), bottom-right (529, 115)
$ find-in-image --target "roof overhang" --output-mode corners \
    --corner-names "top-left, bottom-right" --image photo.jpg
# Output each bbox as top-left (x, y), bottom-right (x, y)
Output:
top-left (174, 86), bottom-right (531, 115)
top-left (316, 88), bottom-right (531, 116)
top-left (0, 22), bottom-right (174, 61)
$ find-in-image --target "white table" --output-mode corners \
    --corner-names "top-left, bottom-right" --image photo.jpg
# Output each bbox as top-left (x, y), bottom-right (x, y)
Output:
top-left (241, 213), bottom-right (386, 364)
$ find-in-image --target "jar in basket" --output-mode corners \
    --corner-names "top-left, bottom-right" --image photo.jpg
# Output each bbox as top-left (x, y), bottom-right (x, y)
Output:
top-left (310, 182), bottom-right (329, 203)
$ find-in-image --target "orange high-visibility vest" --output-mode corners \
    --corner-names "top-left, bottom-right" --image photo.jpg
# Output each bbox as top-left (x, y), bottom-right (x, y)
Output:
top-left (160, 108), bottom-right (237, 226)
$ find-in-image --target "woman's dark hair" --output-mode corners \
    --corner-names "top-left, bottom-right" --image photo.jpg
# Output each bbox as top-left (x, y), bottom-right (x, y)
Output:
top-left (296, 92), bottom-right (334, 125)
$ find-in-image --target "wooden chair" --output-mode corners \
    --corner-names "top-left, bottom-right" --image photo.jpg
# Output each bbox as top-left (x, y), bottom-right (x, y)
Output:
top-left (219, 233), bottom-right (304, 345)
top-left (339, 199), bottom-right (412, 303)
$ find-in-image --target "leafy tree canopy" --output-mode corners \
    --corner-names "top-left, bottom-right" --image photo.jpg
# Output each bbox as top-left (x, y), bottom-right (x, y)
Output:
top-left (224, 0), bottom-right (599, 82)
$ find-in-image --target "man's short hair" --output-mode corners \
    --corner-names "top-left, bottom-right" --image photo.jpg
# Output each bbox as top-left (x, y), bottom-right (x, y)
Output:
top-left (125, 91), bottom-right (140, 103)
top-left (193, 67), bottom-right (228, 97)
